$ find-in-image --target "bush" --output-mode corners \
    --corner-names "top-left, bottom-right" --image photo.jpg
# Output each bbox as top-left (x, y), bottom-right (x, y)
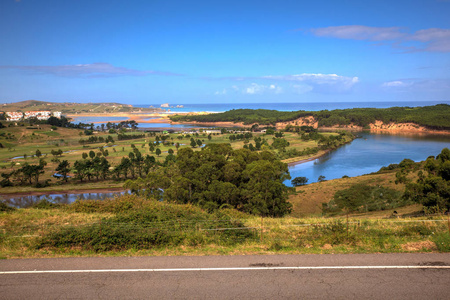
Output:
top-left (431, 232), bottom-right (450, 252)
top-left (0, 202), bottom-right (16, 212)
top-left (37, 195), bottom-right (255, 251)
top-left (398, 224), bottom-right (433, 237)
top-left (31, 199), bottom-right (62, 209)
top-left (324, 183), bottom-right (404, 214)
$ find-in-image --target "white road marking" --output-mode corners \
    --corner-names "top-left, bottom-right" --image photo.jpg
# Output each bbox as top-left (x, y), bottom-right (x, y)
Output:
top-left (1, 265), bottom-right (449, 274)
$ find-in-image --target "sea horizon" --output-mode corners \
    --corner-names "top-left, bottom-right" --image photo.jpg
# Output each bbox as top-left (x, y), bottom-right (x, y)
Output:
top-left (134, 100), bottom-right (450, 113)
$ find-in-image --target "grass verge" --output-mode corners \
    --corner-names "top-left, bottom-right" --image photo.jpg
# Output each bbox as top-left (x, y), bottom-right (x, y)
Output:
top-left (1, 195), bottom-right (449, 258)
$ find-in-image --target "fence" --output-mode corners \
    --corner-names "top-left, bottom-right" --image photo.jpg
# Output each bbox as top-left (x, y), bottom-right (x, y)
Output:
top-left (3, 215), bottom-right (450, 253)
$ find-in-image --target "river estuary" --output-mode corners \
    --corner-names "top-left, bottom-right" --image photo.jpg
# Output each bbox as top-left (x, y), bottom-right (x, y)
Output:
top-left (2, 132), bottom-right (449, 207)
top-left (286, 132), bottom-right (450, 185)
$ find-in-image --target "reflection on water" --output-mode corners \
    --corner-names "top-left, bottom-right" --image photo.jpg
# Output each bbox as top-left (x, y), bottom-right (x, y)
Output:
top-left (1, 191), bottom-right (129, 208)
top-left (72, 116), bottom-right (129, 123)
top-left (287, 132), bottom-right (450, 186)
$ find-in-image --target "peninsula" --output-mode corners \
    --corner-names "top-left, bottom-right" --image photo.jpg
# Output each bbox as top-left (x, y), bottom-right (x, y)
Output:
top-left (169, 104), bottom-right (450, 134)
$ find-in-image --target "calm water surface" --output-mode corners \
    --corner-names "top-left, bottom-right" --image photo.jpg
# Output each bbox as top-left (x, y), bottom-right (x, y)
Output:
top-left (2, 133), bottom-right (449, 207)
top-left (286, 132), bottom-right (450, 186)
top-left (1, 191), bottom-right (129, 208)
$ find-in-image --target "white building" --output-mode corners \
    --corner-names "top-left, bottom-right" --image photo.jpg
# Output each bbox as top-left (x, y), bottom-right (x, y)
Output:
top-left (24, 111), bottom-right (51, 120)
top-left (5, 112), bottom-right (23, 121)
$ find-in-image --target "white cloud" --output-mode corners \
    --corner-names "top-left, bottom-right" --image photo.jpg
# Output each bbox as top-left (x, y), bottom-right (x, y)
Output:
top-left (409, 28), bottom-right (450, 52)
top-left (292, 84), bottom-right (314, 94)
top-left (0, 62), bottom-right (181, 77)
top-left (215, 83), bottom-right (283, 95)
top-left (245, 83), bottom-right (266, 94)
top-left (382, 80), bottom-right (412, 87)
top-left (214, 89), bottom-right (228, 95)
top-left (381, 79), bottom-right (450, 93)
top-left (309, 25), bottom-right (450, 52)
top-left (311, 25), bottom-right (405, 41)
top-left (213, 73), bottom-right (357, 95)
top-left (263, 73), bottom-right (359, 93)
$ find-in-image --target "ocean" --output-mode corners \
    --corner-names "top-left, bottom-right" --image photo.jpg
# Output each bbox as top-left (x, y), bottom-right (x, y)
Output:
top-left (135, 100), bottom-right (450, 113)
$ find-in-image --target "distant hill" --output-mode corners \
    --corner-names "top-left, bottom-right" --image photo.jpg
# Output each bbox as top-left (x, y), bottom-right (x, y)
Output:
top-left (1, 100), bottom-right (160, 114)
top-left (170, 104), bottom-right (450, 131)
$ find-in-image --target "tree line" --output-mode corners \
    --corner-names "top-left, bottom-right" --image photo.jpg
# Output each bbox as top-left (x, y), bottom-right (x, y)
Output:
top-left (125, 144), bottom-right (293, 217)
top-left (170, 104), bottom-right (450, 130)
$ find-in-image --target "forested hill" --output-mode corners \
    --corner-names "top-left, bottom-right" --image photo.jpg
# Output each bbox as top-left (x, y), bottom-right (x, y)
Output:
top-left (0, 100), bottom-right (160, 114)
top-left (170, 104), bottom-right (450, 130)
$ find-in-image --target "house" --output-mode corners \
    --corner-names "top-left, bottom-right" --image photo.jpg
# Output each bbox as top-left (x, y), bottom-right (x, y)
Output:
top-left (24, 111), bottom-right (52, 120)
top-left (5, 112), bottom-right (23, 121)
top-left (52, 111), bottom-right (62, 118)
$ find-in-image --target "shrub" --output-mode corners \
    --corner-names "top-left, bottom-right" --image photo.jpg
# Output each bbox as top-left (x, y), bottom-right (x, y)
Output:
top-left (31, 199), bottom-right (62, 209)
top-left (431, 232), bottom-right (450, 252)
top-left (324, 183), bottom-right (404, 214)
top-left (37, 195), bottom-right (255, 251)
top-left (0, 202), bottom-right (16, 212)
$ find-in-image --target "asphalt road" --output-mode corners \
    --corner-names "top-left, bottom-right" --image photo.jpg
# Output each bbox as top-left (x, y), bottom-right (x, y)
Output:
top-left (1, 253), bottom-right (450, 299)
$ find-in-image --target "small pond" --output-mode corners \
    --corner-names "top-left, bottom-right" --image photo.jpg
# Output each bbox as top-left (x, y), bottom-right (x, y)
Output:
top-left (1, 191), bottom-right (130, 208)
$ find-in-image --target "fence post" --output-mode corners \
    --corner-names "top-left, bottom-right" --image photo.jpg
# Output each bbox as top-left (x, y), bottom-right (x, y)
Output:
top-left (346, 211), bottom-right (349, 239)
top-left (260, 216), bottom-right (264, 244)
top-left (448, 213), bottom-right (450, 235)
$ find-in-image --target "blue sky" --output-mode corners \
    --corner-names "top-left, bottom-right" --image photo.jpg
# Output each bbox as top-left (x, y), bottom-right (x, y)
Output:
top-left (0, 0), bottom-right (449, 104)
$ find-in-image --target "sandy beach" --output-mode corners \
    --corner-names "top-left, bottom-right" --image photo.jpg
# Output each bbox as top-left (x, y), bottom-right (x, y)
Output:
top-left (66, 112), bottom-right (216, 125)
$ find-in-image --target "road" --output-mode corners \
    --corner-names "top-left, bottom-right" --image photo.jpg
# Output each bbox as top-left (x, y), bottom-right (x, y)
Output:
top-left (1, 253), bottom-right (450, 299)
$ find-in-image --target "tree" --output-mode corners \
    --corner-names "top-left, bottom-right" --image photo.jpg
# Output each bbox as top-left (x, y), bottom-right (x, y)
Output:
top-left (155, 148), bottom-right (161, 156)
top-left (89, 150), bottom-right (95, 159)
top-left (318, 175), bottom-right (326, 182)
top-left (18, 160), bottom-right (46, 186)
top-left (291, 176), bottom-right (308, 186)
top-left (324, 183), bottom-right (402, 213)
top-left (272, 138), bottom-right (289, 150)
top-left (168, 148), bottom-right (174, 155)
top-left (82, 152), bottom-right (88, 159)
top-left (74, 160), bottom-right (87, 182)
top-left (197, 139), bottom-right (202, 147)
top-left (35, 149), bottom-right (42, 158)
top-left (126, 145), bottom-right (292, 217)
top-left (190, 139), bottom-right (197, 148)
top-left (56, 160), bottom-right (71, 182)
top-left (403, 148), bottom-right (450, 210)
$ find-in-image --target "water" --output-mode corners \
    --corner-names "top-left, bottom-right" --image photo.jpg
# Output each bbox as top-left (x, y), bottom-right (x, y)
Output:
top-left (71, 116), bottom-right (129, 123)
top-left (3, 133), bottom-right (449, 207)
top-left (136, 100), bottom-right (450, 113)
top-left (71, 117), bottom-right (215, 130)
top-left (73, 101), bottom-right (450, 128)
top-left (286, 132), bottom-right (450, 186)
top-left (138, 123), bottom-right (214, 129)
top-left (1, 191), bottom-right (129, 208)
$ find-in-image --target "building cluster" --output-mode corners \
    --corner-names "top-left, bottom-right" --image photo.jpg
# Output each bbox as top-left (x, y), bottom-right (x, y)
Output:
top-left (4, 111), bottom-right (62, 121)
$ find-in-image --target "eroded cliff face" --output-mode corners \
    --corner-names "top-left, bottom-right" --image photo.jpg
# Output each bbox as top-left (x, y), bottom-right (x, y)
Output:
top-left (173, 115), bottom-right (448, 134)
top-left (274, 117), bottom-right (449, 134)
top-left (275, 116), bottom-right (319, 129)
top-left (369, 121), bottom-right (422, 131)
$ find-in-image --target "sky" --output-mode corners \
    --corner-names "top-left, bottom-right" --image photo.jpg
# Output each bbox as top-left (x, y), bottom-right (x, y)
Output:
top-left (0, 0), bottom-right (449, 104)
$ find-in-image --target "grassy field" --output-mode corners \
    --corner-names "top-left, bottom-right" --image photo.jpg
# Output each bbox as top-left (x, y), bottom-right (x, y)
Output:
top-left (1, 195), bottom-right (449, 259)
top-left (4, 124), bottom-right (446, 259)
top-left (0, 124), bottom-right (341, 193)
top-left (0, 100), bottom-right (159, 114)
top-left (289, 171), bottom-right (406, 217)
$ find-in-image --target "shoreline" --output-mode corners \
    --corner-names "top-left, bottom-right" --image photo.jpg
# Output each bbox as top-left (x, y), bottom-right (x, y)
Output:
top-left (286, 152), bottom-right (328, 167)
top-left (0, 187), bottom-right (127, 198)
